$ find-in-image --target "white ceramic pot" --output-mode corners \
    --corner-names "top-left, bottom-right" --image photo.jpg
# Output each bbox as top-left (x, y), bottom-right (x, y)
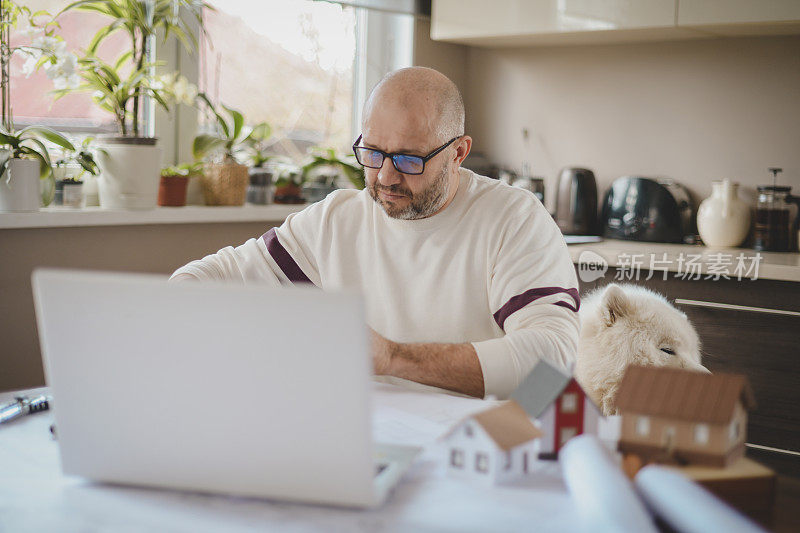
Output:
top-left (0, 159), bottom-right (42, 212)
top-left (96, 137), bottom-right (162, 209)
top-left (697, 179), bottom-right (751, 248)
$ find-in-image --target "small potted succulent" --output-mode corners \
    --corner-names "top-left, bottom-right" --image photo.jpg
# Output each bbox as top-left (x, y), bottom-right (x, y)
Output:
top-left (158, 162), bottom-right (200, 207)
top-left (192, 94), bottom-right (255, 206)
top-left (242, 122), bottom-right (274, 205)
top-left (273, 167), bottom-right (305, 205)
top-left (301, 147), bottom-right (365, 203)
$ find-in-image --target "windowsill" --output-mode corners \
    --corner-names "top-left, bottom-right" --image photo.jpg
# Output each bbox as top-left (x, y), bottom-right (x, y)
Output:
top-left (0, 204), bottom-right (307, 230)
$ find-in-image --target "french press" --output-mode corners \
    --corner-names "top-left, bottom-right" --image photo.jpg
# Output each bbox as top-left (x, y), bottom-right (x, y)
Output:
top-left (753, 168), bottom-right (800, 252)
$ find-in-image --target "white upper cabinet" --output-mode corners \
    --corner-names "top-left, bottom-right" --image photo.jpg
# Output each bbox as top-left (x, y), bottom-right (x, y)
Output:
top-left (431, 0), bottom-right (800, 46)
top-left (678, 0), bottom-right (800, 34)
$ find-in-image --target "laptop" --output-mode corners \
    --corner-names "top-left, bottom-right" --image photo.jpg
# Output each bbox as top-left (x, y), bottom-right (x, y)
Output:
top-left (32, 268), bottom-right (420, 508)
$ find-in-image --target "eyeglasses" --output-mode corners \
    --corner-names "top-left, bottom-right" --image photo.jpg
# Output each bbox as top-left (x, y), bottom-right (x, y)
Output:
top-left (352, 134), bottom-right (461, 176)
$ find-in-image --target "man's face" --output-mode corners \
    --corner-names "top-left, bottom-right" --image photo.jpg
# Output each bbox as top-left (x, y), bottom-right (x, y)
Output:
top-left (361, 100), bottom-right (457, 220)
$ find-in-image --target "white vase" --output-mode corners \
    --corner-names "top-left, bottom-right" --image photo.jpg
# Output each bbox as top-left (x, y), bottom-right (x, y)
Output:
top-left (697, 179), bottom-right (751, 248)
top-left (96, 137), bottom-right (162, 209)
top-left (0, 159), bottom-right (42, 212)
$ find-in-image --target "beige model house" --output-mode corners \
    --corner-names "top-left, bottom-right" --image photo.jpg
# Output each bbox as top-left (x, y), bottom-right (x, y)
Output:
top-left (441, 401), bottom-right (543, 485)
top-left (616, 366), bottom-right (756, 468)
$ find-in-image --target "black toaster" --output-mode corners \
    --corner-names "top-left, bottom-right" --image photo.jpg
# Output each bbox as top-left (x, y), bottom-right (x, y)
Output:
top-left (601, 176), bottom-right (694, 243)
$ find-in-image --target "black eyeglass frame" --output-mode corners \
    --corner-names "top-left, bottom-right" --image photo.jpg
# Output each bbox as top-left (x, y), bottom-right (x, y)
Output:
top-left (352, 134), bottom-right (462, 176)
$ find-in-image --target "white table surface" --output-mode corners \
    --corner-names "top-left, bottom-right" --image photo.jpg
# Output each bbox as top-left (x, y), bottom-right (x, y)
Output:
top-left (0, 383), bottom-right (582, 533)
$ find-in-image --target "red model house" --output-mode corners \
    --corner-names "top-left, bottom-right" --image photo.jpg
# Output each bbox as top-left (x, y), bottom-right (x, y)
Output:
top-left (511, 360), bottom-right (601, 458)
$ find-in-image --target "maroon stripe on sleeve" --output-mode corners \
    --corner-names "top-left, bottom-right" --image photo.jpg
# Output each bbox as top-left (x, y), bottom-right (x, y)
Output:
top-left (493, 287), bottom-right (580, 330)
top-left (261, 228), bottom-right (314, 285)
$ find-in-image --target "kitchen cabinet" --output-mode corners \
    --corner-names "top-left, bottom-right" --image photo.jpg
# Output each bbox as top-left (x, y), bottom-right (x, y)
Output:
top-left (678, 0), bottom-right (800, 28)
top-left (577, 268), bottom-right (800, 476)
top-left (431, 0), bottom-right (800, 47)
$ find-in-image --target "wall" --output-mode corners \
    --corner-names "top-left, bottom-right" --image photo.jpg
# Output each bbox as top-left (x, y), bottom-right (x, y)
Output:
top-left (0, 222), bottom-right (277, 392)
top-left (463, 35), bottom-right (800, 212)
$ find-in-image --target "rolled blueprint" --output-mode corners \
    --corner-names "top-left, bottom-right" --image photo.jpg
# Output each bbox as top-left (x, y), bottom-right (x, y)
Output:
top-left (635, 465), bottom-right (765, 533)
top-left (560, 435), bottom-right (657, 532)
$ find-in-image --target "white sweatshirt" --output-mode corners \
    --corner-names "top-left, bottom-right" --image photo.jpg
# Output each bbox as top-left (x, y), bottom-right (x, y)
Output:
top-left (171, 168), bottom-right (580, 399)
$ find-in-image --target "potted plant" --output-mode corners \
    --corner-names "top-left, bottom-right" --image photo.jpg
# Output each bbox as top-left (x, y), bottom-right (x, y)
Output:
top-left (52, 0), bottom-right (209, 209)
top-left (192, 94), bottom-right (252, 206)
top-left (273, 167), bottom-right (304, 205)
top-left (52, 137), bottom-right (99, 207)
top-left (241, 122), bottom-right (275, 204)
top-left (301, 147), bottom-right (365, 203)
top-left (158, 162), bottom-right (199, 207)
top-left (0, 2), bottom-right (75, 211)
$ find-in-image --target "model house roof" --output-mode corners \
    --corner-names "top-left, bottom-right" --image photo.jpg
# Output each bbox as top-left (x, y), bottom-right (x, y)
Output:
top-left (510, 359), bottom-right (586, 418)
top-left (443, 401), bottom-right (543, 451)
top-left (615, 366), bottom-right (756, 424)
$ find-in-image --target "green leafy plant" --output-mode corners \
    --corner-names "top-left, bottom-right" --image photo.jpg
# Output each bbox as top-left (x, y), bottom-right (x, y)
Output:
top-left (301, 147), bottom-right (365, 190)
top-left (54, 136), bottom-right (99, 177)
top-left (161, 161), bottom-right (201, 177)
top-left (56, 0), bottom-right (210, 136)
top-left (192, 94), bottom-right (257, 163)
top-left (241, 122), bottom-right (273, 167)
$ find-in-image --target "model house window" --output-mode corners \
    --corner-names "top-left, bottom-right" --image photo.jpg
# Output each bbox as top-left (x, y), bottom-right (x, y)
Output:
top-left (663, 426), bottom-right (676, 449)
top-left (504, 451), bottom-right (512, 470)
top-left (522, 452), bottom-right (528, 474)
top-left (729, 420), bottom-right (741, 442)
top-left (693, 424), bottom-right (710, 445)
top-left (464, 424), bottom-right (473, 438)
top-left (450, 449), bottom-right (464, 468)
top-left (635, 416), bottom-right (650, 436)
top-left (561, 393), bottom-right (578, 413)
top-left (475, 453), bottom-right (489, 473)
top-left (560, 427), bottom-right (577, 446)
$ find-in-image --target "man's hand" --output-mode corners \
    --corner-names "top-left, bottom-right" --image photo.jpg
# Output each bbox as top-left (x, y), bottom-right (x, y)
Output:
top-left (368, 327), bottom-right (485, 398)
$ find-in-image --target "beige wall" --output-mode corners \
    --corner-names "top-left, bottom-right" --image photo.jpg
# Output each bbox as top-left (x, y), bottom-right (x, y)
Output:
top-left (457, 35), bottom-right (800, 212)
top-left (0, 223), bottom-right (277, 392)
top-left (413, 18), bottom-right (470, 107)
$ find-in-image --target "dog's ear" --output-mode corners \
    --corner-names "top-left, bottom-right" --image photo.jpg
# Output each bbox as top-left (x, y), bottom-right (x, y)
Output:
top-left (602, 284), bottom-right (629, 326)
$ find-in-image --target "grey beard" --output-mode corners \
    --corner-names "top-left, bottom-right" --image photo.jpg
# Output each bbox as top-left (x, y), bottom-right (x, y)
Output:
top-left (370, 162), bottom-right (451, 220)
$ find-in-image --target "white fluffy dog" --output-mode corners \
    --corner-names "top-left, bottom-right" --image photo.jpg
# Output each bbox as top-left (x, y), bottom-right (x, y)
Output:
top-left (575, 283), bottom-right (708, 415)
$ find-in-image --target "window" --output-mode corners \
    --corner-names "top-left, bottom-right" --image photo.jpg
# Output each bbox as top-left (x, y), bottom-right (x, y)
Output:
top-left (504, 451), bottom-right (512, 470)
top-left (560, 393), bottom-right (578, 413)
top-left (450, 448), bottom-right (464, 468)
top-left (693, 424), bottom-right (709, 445)
top-left (522, 452), bottom-right (528, 474)
top-left (662, 426), bottom-right (676, 449)
top-left (475, 452), bottom-right (489, 473)
top-left (729, 420), bottom-right (741, 443)
top-left (464, 423), bottom-right (473, 438)
top-left (635, 416), bottom-right (650, 436)
top-left (200, 0), bottom-right (357, 159)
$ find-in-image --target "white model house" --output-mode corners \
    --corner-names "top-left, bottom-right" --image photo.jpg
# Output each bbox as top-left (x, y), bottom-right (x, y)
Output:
top-left (441, 400), bottom-right (543, 485)
top-left (511, 360), bottom-right (602, 458)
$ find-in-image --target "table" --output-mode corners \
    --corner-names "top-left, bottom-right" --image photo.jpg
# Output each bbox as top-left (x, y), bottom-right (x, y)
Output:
top-left (0, 383), bottom-right (582, 533)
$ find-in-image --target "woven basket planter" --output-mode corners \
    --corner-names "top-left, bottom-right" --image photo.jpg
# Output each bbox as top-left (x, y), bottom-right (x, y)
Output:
top-left (202, 162), bottom-right (248, 206)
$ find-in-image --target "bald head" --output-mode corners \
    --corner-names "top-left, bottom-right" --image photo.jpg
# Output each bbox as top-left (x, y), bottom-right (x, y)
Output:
top-left (363, 67), bottom-right (464, 143)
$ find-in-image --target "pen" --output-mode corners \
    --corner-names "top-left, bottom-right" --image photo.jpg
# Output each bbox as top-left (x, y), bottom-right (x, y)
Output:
top-left (0, 395), bottom-right (51, 424)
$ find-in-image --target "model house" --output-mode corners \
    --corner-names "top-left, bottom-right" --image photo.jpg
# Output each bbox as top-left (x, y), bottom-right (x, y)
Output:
top-left (511, 360), bottom-right (601, 458)
top-left (616, 366), bottom-right (756, 468)
top-left (441, 400), bottom-right (543, 484)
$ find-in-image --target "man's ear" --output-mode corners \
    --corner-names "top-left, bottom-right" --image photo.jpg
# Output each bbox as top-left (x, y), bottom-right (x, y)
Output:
top-left (602, 284), bottom-right (629, 326)
top-left (454, 135), bottom-right (472, 166)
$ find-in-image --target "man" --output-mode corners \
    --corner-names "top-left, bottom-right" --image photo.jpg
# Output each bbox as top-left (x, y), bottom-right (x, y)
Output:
top-left (171, 67), bottom-right (579, 400)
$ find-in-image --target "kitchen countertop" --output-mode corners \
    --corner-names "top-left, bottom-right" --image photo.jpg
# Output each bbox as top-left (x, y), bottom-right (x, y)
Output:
top-left (568, 239), bottom-right (800, 283)
top-left (0, 204), bottom-right (307, 229)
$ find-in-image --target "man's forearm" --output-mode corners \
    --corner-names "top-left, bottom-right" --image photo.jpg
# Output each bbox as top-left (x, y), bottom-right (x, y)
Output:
top-left (386, 341), bottom-right (485, 398)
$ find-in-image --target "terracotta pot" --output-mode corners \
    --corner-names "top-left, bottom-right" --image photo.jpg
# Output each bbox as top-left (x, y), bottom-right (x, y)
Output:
top-left (274, 183), bottom-right (304, 204)
top-left (158, 175), bottom-right (189, 207)
top-left (202, 162), bottom-right (248, 206)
